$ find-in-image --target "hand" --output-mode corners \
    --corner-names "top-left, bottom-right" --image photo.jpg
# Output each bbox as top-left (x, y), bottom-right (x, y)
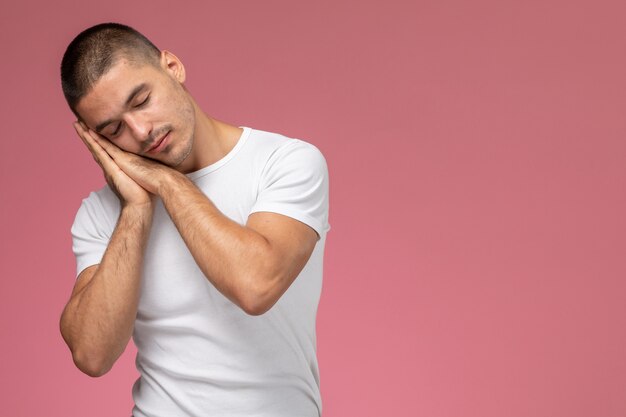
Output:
top-left (74, 121), bottom-right (153, 208)
top-left (74, 121), bottom-right (181, 197)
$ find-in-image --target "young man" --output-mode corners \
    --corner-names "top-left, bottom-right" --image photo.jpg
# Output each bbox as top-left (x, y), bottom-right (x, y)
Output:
top-left (59, 22), bottom-right (330, 417)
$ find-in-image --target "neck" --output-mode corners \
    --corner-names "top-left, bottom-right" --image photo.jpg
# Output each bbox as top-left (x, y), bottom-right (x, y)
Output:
top-left (175, 99), bottom-right (242, 174)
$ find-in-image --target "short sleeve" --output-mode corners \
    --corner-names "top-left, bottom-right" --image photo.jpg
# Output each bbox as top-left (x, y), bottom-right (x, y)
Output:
top-left (70, 188), bottom-right (119, 278)
top-left (249, 139), bottom-right (330, 239)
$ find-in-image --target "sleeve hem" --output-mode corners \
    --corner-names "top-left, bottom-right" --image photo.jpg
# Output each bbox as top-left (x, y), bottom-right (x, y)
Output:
top-left (249, 204), bottom-right (328, 238)
top-left (76, 259), bottom-right (102, 279)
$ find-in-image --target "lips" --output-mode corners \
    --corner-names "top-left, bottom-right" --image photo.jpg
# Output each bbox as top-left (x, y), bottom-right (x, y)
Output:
top-left (147, 131), bottom-right (170, 153)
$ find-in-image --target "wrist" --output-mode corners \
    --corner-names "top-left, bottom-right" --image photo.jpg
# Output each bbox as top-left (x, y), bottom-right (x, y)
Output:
top-left (158, 169), bottom-right (189, 200)
top-left (121, 201), bottom-right (155, 218)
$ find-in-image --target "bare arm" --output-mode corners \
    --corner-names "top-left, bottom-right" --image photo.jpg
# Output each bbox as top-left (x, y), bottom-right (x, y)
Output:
top-left (158, 173), bottom-right (318, 315)
top-left (84, 127), bottom-right (320, 316)
top-left (60, 204), bottom-right (153, 377)
top-left (60, 122), bottom-right (154, 377)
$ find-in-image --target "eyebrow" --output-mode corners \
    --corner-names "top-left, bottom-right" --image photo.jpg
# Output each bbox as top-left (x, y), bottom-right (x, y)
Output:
top-left (94, 83), bottom-right (149, 133)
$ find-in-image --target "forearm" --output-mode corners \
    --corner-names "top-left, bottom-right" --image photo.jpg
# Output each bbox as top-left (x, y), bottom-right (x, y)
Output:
top-left (159, 173), bottom-right (276, 314)
top-left (61, 203), bottom-right (153, 376)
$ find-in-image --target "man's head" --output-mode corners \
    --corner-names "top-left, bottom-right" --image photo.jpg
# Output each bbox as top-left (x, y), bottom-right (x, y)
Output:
top-left (61, 23), bottom-right (161, 116)
top-left (61, 23), bottom-right (196, 169)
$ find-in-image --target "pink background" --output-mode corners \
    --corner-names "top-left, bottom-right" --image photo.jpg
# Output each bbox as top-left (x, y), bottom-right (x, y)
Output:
top-left (1, 0), bottom-right (625, 416)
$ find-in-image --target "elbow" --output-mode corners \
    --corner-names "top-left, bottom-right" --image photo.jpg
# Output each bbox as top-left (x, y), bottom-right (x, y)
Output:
top-left (71, 349), bottom-right (114, 378)
top-left (241, 300), bottom-right (274, 316)
top-left (60, 321), bottom-right (113, 377)
top-left (239, 293), bottom-right (276, 316)
top-left (237, 275), bottom-right (282, 316)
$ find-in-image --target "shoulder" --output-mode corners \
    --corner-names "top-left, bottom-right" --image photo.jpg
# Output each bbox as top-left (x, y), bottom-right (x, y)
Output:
top-left (72, 184), bottom-right (120, 233)
top-left (246, 127), bottom-right (328, 172)
top-left (81, 183), bottom-right (119, 215)
top-left (248, 128), bottom-right (330, 236)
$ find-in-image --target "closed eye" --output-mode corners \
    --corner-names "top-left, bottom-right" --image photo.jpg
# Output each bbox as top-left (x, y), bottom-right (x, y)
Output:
top-left (109, 123), bottom-right (122, 137)
top-left (135, 95), bottom-right (150, 108)
top-left (108, 95), bottom-right (150, 138)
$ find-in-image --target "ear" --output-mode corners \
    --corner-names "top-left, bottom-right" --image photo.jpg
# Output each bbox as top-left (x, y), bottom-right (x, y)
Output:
top-left (160, 50), bottom-right (186, 83)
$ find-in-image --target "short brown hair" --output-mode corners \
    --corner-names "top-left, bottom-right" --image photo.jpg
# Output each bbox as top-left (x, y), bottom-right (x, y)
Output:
top-left (60, 22), bottom-right (161, 117)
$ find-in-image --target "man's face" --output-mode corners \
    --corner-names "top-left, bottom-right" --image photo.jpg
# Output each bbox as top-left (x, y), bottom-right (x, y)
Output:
top-left (75, 52), bottom-right (195, 169)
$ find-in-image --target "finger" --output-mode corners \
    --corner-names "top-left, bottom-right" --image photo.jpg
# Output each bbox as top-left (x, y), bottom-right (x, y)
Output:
top-left (72, 123), bottom-right (118, 174)
top-left (74, 124), bottom-right (123, 174)
top-left (73, 122), bottom-right (99, 156)
top-left (87, 129), bottom-right (123, 158)
top-left (86, 129), bottom-right (158, 174)
top-left (73, 121), bottom-right (90, 140)
top-left (73, 121), bottom-right (96, 147)
top-left (73, 121), bottom-right (86, 139)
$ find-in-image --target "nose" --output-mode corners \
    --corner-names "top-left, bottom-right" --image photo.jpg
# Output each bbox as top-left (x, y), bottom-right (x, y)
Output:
top-left (123, 113), bottom-right (153, 144)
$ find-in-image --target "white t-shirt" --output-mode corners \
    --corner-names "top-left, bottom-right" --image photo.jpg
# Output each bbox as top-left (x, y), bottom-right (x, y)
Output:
top-left (71, 126), bottom-right (331, 417)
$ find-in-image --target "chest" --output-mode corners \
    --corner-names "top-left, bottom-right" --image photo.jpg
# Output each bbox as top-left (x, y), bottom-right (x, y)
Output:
top-left (136, 172), bottom-right (260, 320)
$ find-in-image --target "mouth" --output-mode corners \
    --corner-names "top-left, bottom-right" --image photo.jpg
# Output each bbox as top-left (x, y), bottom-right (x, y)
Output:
top-left (147, 131), bottom-right (170, 154)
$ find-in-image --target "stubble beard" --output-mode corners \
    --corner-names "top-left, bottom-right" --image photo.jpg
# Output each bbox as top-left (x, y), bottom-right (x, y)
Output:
top-left (170, 130), bottom-right (194, 168)
top-left (165, 85), bottom-right (196, 169)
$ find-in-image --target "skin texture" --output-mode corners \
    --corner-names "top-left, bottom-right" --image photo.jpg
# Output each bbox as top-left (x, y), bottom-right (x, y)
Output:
top-left (60, 50), bottom-right (319, 377)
